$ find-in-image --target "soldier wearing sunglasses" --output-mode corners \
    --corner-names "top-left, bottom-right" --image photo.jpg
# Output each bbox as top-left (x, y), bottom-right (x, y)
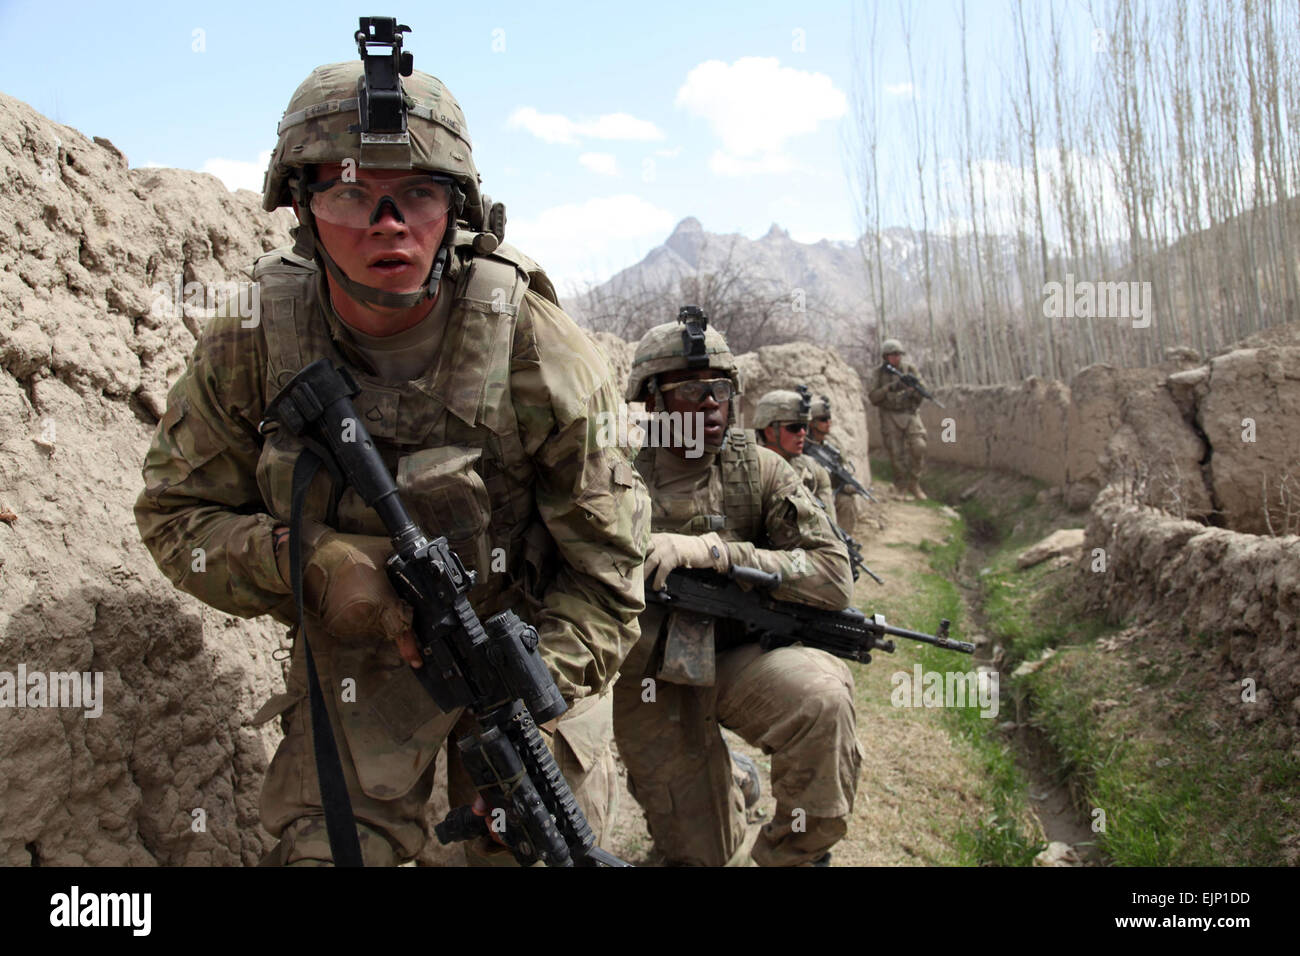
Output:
top-left (613, 309), bottom-right (861, 867)
top-left (752, 389), bottom-right (835, 514)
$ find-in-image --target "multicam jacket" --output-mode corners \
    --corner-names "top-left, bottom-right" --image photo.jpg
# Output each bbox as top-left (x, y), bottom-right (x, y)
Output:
top-left (135, 241), bottom-right (649, 703)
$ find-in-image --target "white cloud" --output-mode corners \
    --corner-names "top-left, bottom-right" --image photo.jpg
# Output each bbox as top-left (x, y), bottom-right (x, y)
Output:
top-left (200, 149), bottom-right (273, 193)
top-left (675, 57), bottom-right (846, 176)
top-left (654, 146), bottom-right (683, 158)
top-left (708, 151), bottom-right (794, 176)
top-left (579, 152), bottom-right (620, 176)
top-left (507, 107), bottom-right (664, 145)
top-left (507, 194), bottom-right (676, 290)
top-left (885, 82), bottom-right (916, 98)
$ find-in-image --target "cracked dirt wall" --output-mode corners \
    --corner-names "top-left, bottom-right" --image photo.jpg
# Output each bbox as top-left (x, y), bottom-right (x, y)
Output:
top-left (867, 341), bottom-right (1298, 530)
top-left (0, 92), bottom-right (295, 864)
top-left (1082, 487), bottom-right (1300, 726)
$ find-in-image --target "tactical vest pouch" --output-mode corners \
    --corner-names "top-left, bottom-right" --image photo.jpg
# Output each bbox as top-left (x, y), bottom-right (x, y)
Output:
top-left (395, 445), bottom-right (492, 576)
top-left (657, 610), bottom-right (717, 686)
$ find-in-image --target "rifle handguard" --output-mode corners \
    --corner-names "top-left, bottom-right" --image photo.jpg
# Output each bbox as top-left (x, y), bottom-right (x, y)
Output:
top-left (730, 565), bottom-right (781, 590)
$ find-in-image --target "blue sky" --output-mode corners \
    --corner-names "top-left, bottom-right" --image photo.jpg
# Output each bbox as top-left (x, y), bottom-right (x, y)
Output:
top-left (0, 0), bottom-right (1101, 293)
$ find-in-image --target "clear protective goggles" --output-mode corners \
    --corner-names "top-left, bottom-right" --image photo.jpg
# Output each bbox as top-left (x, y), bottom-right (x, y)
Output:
top-left (658, 377), bottom-right (735, 403)
top-left (307, 174), bottom-right (453, 228)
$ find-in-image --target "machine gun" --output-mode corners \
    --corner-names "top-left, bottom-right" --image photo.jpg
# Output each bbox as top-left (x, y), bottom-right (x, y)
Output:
top-left (647, 566), bottom-right (974, 664)
top-left (803, 440), bottom-right (876, 501)
top-left (261, 359), bottom-right (627, 868)
top-left (883, 363), bottom-right (945, 409)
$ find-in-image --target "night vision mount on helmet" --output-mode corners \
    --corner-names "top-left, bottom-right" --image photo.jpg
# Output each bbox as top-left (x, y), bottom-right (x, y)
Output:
top-left (625, 305), bottom-right (743, 404)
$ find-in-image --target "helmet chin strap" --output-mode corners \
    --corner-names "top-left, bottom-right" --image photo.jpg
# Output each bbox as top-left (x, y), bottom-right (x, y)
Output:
top-left (318, 242), bottom-right (447, 309)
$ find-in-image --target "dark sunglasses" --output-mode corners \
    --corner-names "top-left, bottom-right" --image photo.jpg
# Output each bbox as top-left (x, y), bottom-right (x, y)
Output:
top-left (659, 378), bottom-right (734, 403)
top-left (781, 422), bottom-right (808, 434)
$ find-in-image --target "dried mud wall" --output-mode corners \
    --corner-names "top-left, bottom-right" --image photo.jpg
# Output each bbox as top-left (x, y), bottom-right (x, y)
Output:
top-left (868, 342), bottom-right (1298, 530)
top-left (0, 92), bottom-right (295, 865)
top-left (1083, 488), bottom-right (1300, 725)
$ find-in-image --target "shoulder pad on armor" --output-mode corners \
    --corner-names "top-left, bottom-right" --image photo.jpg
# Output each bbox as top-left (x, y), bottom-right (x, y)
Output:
top-left (253, 247), bottom-right (317, 280)
top-left (452, 231), bottom-right (560, 308)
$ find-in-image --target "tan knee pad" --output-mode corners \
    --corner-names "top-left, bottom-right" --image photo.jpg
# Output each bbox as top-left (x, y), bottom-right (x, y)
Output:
top-left (260, 815), bottom-right (402, 867)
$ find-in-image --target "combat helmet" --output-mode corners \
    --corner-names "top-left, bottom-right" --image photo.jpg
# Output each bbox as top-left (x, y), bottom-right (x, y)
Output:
top-left (262, 17), bottom-right (500, 309)
top-left (626, 305), bottom-right (743, 404)
top-left (810, 393), bottom-right (832, 420)
top-left (752, 388), bottom-right (812, 430)
top-left (881, 338), bottom-right (905, 356)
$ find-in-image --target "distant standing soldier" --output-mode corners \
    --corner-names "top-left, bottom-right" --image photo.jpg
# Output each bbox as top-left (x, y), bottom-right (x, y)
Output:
top-left (867, 339), bottom-right (928, 500)
top-left (752, 388), bottom-right (834, 513)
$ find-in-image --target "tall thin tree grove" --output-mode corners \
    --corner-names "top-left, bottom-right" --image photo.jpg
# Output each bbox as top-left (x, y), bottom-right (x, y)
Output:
top-left (846, 0), bottom-right (1300, 385)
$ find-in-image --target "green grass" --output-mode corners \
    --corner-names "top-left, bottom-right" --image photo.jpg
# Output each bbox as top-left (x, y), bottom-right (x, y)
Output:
top-left (917, 460), bottom-right (1300, 866)
top-left (1023, 643), bottom-right (1300, 865)
top-left (863, 503), bottom-right (1044, 866)
top-left (979, 565), bottom-right (1114, 669)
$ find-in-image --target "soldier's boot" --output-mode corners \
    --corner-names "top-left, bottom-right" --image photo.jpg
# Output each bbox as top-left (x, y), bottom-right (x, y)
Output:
top-left (729, 748), bottom-right (762, 810)
top-left (910, 479), bottom-right (928, 501)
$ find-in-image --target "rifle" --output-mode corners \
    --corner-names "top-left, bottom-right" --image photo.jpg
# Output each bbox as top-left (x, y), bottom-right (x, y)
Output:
top-left (648, 566), bottom-right (974, 664)
top-left (261, 359), bottom-right (627, 868)
top-left (831, 521), bottom-right (884, 586)
top-left (883, 363), bottom-right (945, 409)
top-left (803, 440), bottom-right (876, 501)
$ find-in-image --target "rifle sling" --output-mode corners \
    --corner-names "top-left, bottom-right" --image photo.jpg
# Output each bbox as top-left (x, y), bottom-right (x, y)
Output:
top-left (289, 448), bottom-right (365, 867)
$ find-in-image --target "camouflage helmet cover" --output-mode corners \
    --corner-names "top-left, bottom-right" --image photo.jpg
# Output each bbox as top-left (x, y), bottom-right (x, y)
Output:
top-left (625, 320), bottom-right (743, 402)
top-left (752, 389), bottom-right (811, 430)
top-left (881, 338), bottom-right (905, 356)
top-left (262, 61), bottom-right (481, 216)
top-left (810, 394), bottom-right (832, 419)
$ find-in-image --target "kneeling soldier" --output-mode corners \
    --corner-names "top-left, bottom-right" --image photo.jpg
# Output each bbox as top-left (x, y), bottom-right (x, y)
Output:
top-left (614, 308), bottom-right (862, 866)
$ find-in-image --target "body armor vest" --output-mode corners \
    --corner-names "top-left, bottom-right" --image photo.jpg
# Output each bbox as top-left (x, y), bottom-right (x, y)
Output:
top-left (251, 234), bottom-right (558, 619)
top-left (634, 427), bottom-right (763, 543)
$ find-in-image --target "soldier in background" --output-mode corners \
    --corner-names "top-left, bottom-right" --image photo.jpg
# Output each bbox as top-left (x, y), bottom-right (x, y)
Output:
top-left (753, 388), bottom-right (835, 513)
top-left (804, 392), bottom-right (873, 536)
top-left (614, 310), bottom-right (861, 867)
top-left (808, 394), bottom-right (834, 447)
top-left (867, 338), bottom-right (929, 500)
top-left (135, 46), bottom-right (648, 865)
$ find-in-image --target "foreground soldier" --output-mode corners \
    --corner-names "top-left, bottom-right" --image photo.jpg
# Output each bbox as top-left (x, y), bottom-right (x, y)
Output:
top-left (135, 26), bottom-right (647, 865)
top-left (867, 338), bottom-right (929, 500)
top-left (753, 388), bottom-right (835, 513)
top-left (614, 310), bottom-right (861, 866)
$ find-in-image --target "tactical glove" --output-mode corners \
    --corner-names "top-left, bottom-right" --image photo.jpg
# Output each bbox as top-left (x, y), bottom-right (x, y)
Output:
top-left (644, 531), bottom-right (730, 591)
top-left (276, 521), bottom-right (421, 666)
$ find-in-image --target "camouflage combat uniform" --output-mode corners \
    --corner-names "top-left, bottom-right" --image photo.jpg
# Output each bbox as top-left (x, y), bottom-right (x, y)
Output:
top-left (752, 388), bottom-right (835, 515)
top-left (867, 346), bottom-right (928, 494)
top-left (614, 324), bottom-right (861, 867)
top-left (135, 59), bottom-right (648, 866)
top-left (790, 454), bottom-right (835, 514)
